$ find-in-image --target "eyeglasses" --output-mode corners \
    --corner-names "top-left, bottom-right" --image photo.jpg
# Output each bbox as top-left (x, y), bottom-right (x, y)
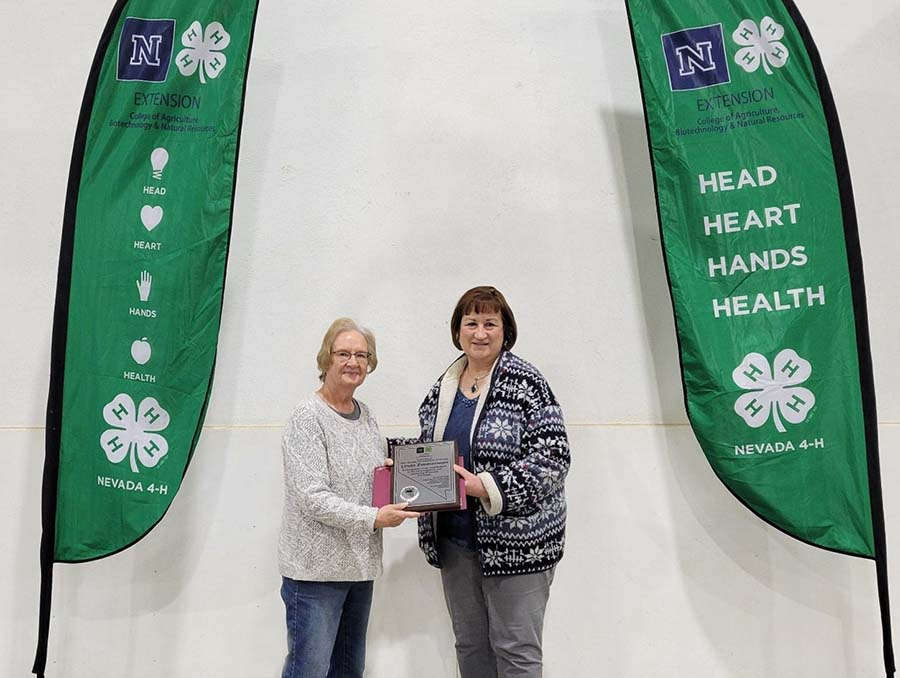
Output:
top-left (332, 351), bottom-right (370, 363)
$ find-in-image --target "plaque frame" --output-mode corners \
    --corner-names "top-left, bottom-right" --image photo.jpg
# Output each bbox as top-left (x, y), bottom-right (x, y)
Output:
top-left (391, 440), bottom-right (462, 512)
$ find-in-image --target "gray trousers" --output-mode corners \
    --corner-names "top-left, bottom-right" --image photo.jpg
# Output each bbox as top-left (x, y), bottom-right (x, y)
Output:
top-left (438, 539), bottom-right (555, 678)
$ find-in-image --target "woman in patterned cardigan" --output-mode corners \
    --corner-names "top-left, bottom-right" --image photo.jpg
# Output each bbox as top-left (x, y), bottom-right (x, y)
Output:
top-left (417, 286), bottom-right (570, 678)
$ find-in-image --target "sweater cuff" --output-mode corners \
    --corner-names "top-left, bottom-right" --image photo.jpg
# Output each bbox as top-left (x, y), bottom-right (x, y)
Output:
top-left (364, 505), bottom-right (379, 532)
top-left (478, 472), bottom-right (504, 516)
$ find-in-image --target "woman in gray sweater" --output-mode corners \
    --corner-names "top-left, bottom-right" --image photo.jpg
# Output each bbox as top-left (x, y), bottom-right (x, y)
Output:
top-left (278, 318), bottom-right (418, 678)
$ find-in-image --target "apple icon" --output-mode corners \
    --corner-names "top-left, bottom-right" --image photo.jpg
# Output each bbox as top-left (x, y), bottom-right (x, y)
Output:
top-left (131, 338), bottom-right (152, 365)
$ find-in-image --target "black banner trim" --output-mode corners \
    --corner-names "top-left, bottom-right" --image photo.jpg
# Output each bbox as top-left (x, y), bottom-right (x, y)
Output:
top-left (781, 2), bottom-right (894, 674)
top-left (33, 5), bottom-right (131, 674)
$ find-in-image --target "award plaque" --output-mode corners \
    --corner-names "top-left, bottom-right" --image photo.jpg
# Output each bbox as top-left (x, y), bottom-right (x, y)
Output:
top-left (391, 441), bottom-right (462, 511)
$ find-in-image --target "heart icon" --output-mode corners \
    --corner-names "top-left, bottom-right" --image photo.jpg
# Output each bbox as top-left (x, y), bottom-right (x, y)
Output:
top-left (140, 205), bottom-right (164, 232)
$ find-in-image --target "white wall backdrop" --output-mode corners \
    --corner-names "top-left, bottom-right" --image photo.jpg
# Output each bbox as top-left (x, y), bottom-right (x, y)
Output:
top-left (4, 1), bottom-right (900, 676)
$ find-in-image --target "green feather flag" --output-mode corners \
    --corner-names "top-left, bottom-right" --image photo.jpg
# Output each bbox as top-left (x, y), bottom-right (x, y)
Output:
top-left (625, 0), bottom-right (893, 673)
top-left (35, 1), bottom-right (259, 674)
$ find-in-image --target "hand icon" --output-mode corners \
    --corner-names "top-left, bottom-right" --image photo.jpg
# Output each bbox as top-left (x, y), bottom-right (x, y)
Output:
top-left (137, 271), bottom-right (152, 302)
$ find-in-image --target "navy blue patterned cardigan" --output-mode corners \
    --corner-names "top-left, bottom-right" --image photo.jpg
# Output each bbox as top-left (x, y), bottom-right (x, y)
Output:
top-left (415, 351), bottom-right (570, 577)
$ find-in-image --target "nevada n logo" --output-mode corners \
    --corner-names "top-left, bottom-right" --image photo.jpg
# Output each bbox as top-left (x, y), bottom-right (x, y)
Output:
top-left (117, 17), bottom-right (176, 82)
top-left (661, 24), bottom-right (731, 91)
top-left (117, 17), bottom-right (231, 84)
top-left (661, 17), bottom-right (790, 91)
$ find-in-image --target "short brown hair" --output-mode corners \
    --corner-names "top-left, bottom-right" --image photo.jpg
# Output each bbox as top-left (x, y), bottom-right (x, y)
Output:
top-left (316, 318), bottom-right (378, 382)
top-left (450, 286), bottom-right (517, 351)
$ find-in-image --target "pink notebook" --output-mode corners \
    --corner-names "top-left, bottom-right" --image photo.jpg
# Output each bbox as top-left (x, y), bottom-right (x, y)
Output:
top-left (372, 457), bottom-right (467, 510)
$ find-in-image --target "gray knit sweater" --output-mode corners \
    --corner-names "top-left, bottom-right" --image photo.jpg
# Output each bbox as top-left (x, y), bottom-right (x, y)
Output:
top-left (278, 393), bottom-right (384, 581)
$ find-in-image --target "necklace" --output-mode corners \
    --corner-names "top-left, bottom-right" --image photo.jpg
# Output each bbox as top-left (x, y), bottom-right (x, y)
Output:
top-left (467, 369), bottom-right (489, 394)
top-left (455, 389), bottom-right (479, 407)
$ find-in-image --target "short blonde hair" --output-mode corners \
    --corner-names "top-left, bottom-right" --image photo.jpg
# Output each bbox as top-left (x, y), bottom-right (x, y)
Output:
top-left (316, 317), bottom-right (378, 382)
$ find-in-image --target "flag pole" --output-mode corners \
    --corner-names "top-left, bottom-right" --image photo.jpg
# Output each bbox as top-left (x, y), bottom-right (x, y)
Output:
top-left (779, 1), bottom-right (895, 673)
top-left (32, 3), bottom-right (130, 675)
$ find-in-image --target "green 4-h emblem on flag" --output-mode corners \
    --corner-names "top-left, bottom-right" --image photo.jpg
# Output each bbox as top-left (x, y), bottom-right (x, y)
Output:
top-left (100, 394), bottom-right (171, 473)
top-left (733, 349), bottom-right (815, 432)
top-left (732, 17), bottom-right (790, 75)
top-left (176, 21), bottom-right (231, 83)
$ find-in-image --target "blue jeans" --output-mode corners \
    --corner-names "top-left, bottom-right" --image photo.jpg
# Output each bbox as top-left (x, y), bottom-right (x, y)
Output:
top-left (281, 577), bottom-right (374, 678)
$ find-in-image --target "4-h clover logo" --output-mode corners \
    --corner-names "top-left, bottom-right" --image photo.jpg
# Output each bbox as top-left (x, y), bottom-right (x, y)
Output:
top-left (732, 349), bottom-right (815, 432)
top-left (175, 21), bottom-right (231, 84)
top-left (100, 393), bottom-right (171, 473)
top-left (732, 17), bottom-right (789, 75)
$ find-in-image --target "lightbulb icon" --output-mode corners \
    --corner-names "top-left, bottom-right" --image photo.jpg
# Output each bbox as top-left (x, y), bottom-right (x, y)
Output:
top-left (150, 148), bottom-right (169, 181)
